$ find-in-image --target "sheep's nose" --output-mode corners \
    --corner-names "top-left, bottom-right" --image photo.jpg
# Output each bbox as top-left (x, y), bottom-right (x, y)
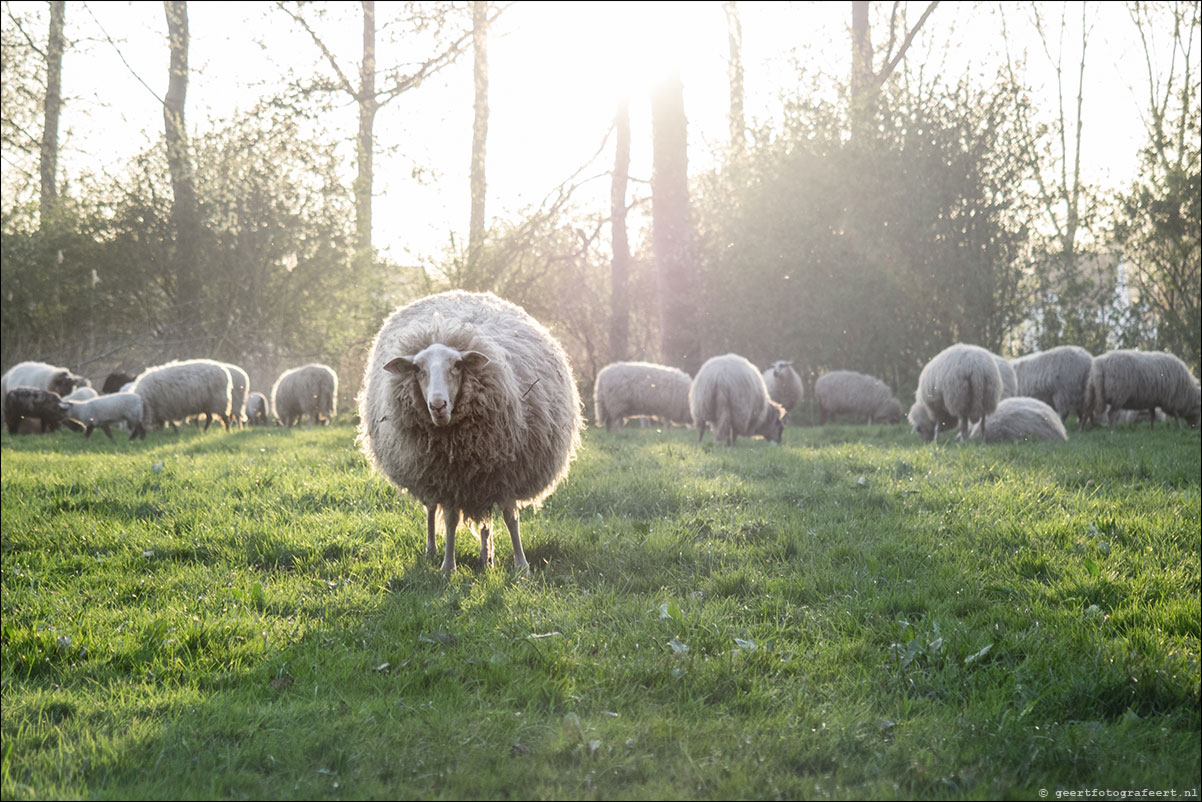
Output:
top-left (429, 399), bottom-right (447, 414)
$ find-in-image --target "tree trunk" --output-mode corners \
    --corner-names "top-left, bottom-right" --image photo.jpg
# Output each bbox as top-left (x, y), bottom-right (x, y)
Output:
top-left (608, 98), bottom-right (631, 363)
top-left (851, 1), bottom-right (872, 105)
top-left (723, 1), bottom-right (745, 156)
top-left (163, 0), bottom-right (202, 332)
top-left (355, 0), bottom-right (377, 260)
top-left (651, 71), bottom-right (700, 375)
top-left (468, 0), bottom-right (489, 269)
top-left (39, 0), bottom-right (64, 227)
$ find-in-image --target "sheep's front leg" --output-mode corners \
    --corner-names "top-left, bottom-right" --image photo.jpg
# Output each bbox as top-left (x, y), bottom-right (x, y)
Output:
top-left (501, 506), bottom-right (529, 575)
top-left (425, 506), bottom-right (438, 560)
top-left (441, 508), bottom-right (460, 575)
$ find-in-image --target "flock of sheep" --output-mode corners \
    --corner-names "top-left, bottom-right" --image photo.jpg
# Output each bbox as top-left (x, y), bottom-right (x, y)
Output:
top-left (1, 359), bottom-right (339, 438)
top-left (3, 289), bottom-right (1199, 574)
top-left (595, 342), bottom-right (1201, 446)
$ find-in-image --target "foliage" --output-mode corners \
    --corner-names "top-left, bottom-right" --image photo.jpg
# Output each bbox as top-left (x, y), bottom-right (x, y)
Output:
top-left (694, 76), bottom-right (1031, 395)
top-left (0, 107), bottom-right (389, 390)
top-left (1, 421), bottom-right (1198, 799)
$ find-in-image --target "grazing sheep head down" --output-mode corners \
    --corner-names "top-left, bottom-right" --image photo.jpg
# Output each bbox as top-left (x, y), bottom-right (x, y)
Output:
top-left (384, 344), bottom-right (491, 427)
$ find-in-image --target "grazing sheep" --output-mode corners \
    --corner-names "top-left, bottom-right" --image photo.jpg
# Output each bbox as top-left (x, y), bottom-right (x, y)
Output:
top-left (1009, 345), bottom-right (1093, 423)
top-left (244, 391), bottom-right (270, 426)
top-left (593, 361), bottom-right (692, 430)
top-left (994, 354), bottom-right (1018, 399)
top-left (64, 392), bottom-right (146, 440)
top-left (4, 388), bottom-right (71, 434)
top-left (131, 359), bottom-right (233, 433)
top-left (218, 362), bottom-right (250, 427)
top-left (814, 370), bottom-right (904, 425)
top-left (101, 371), bottom-right (136, 394)
top-left (968, 397), bottom-right (1068, 443)
top-left (1086, 349), bottom-right (1201, 429)
top-left (909, 343), bottom-right (1003, 443)
top-left (272, 364), bottom-right (338, 427)
top-left (358, 290), bottom-right (583, 574)
top-left (690, 353), bottom-right (785, 446)
top-left (762, 360), bottom-right (804, 418)
top-left (1, 361), bottom-right (88, 420)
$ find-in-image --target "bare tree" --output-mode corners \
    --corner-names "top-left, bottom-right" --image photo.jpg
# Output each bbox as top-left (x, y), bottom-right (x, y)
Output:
top-left (163, 0), bottom-right (203, 330)
top-left (468, 0), bottom-right (489, 270)
top-left (849, 1), bottom-right (939, 107)
top-left (652, 71), bottom-right (700, 375)
top-left (608, 98), bottom-right (631, 363)
top-left (278, 2), bottom-right (491, 260)
top-left (723, 1), bottom-right (745, 156)
top-left (39, 0), bottom-right (64, 225)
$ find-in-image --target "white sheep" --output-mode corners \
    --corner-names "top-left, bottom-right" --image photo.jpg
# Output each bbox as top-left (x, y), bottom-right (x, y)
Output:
top-left (1009, 345), bottom-right (1093, 424)
top-left (593, 361), bottom-right (692, 430)
top-left (272, 364), bottom-right (338, 426)
top-left (761, 360), bottom-right (804, 417)
top-left (1, 361), bottom-right (88, 420)
top-left (244, 391), bottom-right (270, 426)
top-left (814, 370), bottom-right (903, 425)
top-left (64, 392), bottom-right (147, 440)
top-left (1085, 349), bottom-right (1201, 429)
top-left (968, 396), bottom-right (1068, 443)
top-left (131, 359), bottom-right (233, 433)
top-left (357, 290), bottom-right (584, 575)
top-left (689, 353), bottom-right (785, 446)
top-left (63, 386), bottom-right (99, 402)
top-left (909, 343), bottom-right (1003, 443)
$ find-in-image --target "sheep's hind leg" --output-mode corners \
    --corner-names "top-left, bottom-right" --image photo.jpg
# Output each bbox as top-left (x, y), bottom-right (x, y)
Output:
top-left (441, 508), bottom-right (460, 575)
top-left (501, 506), bottom-right (529, 575)
top-left (480, 520), bottom-right (494, 569)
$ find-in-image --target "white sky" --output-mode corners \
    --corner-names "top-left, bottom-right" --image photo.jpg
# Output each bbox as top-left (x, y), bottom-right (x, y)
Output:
top-left (6, 1), bottom-right (1185, 264)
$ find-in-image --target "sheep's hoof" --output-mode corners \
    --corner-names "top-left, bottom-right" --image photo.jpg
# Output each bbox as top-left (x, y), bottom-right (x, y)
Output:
top-left (513, 559), bottom-right (530, 577)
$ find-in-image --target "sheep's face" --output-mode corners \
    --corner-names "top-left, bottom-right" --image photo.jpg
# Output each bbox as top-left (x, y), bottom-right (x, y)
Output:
top-left (908, 401), bottom-right (936, 441)
top-left (758, 401), bottom-right (786, 444)
top-left (384, 344), bottom-right (490, 427)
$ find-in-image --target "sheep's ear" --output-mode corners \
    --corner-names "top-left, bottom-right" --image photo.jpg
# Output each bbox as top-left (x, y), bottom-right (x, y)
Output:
top-left (383, 356), bottom-right (418, 375)
top-left (459, 351), bottom-right (490, 372)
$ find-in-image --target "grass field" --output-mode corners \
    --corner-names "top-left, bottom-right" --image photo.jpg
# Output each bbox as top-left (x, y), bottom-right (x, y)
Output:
top-left (2, 418), bottom-right (1199, 800)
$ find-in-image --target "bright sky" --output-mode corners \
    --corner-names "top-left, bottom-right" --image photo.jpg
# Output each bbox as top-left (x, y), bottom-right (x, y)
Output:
top-left (6, 1), bottom-right (1180, 265)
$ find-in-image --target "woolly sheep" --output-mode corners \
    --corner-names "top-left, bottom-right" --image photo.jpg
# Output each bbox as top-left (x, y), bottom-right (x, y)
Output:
top-left (102, 371), bottom-right (136, 394)
top-left (814, 370), bottom-right (903, 425)
top-left (690, 353), bottom-right (785, 446)
top-left (131, 359), bottom-right (233, 433)
top-left (1, 361), bottom-right (88, 420)
top-left (593, 361), bottom-right (692, 430)
top-left (1085, 349), bottom-right (1201, 429)
top-left (1009, 345), bottom-right (1093, 423)
top-left (994, 354), bottom-right (1018, 399)
top-left (64, 392), bottom-right (146, 440)
top-left (63, 386), bottom-right (99, 402)
top-left (4, 388), bottom-right (71, 434)
top-left (968, 396), bottom-right (1068, 443)
top-left (358, 290), bottom-right (583, 575)
top-left (762, 360), bottom-right (804, 417)
top-left (909, 343), bottom-right (1003, 443)
top-left (272, 364), bottom-right (338, 427)
top-left (244, 391), bottom-right (270, 426)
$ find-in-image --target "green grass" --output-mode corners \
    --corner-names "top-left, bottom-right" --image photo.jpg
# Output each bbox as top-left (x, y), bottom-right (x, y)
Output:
top-left (2, 420), bottom-right (1199, 800)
